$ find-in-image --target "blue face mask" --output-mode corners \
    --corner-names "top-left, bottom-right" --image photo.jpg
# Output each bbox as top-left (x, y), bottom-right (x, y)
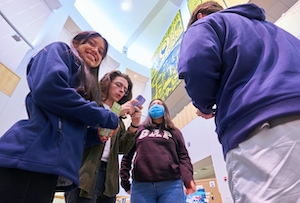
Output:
top-left (148, 104), bottom-right (165, 119)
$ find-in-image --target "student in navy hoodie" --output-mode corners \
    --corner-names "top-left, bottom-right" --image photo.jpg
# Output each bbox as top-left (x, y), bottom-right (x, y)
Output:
top-left (120, 99), bottom-right (196, 203)
top-left (0, 31), bottom-right (119, 203)
top-left (178, 1), bottom-right (300, 202)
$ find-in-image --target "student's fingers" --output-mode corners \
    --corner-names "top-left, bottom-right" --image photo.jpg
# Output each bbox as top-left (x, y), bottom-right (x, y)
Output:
top-left (99, 136), bottom-right (109, 142)
top-left (196, 109), bottom-right (214, 119)
top-left (185, 180), bottom-right (197, 195)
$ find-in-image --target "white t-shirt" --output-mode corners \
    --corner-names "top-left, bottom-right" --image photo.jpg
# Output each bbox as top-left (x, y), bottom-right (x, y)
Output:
top-left (101, 103), bottom-right (111, 162)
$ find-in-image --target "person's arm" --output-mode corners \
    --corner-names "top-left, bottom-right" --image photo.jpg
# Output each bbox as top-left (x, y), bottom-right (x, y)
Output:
top-left (178, 22), bottom-right (222, 115)
top-left (196, 108), bottom-right (214, 119)
top-left (27, 42), bottom-right (118, 129)
top-left (84, 126), bottom-right (104, 148)
top-left (120, 147), bottom-right (136, 193)
top-left (118, 119), bottom-right (139, 154)
top-left (173, 128), bottom-right (196, 194)
top-left (85, 101), bottom-right (142, 149)
top-left (118, 102), bottom-right (142, 153)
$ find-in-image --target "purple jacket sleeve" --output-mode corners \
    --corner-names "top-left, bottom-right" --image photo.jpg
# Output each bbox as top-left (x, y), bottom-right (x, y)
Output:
top-left (84, 127), bottom-right (103, 148)
top-left (27, 42), bottom-right (118, 128)
top-left (177, 22), bottom-right (222, 114)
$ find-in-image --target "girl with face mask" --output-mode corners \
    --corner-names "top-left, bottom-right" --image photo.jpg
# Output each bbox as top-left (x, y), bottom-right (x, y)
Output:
top-left (120, 99), bottom-right (196, 203)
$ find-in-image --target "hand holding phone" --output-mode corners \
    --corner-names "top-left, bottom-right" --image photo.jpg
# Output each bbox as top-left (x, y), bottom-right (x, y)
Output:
top-left (133, 95), bottom-right (145, 107)
top-left (131, 95), bottom-right (144, 127)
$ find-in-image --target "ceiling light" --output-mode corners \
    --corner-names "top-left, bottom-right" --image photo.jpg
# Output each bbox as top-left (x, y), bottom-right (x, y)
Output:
top-left (121, 2), bottom-right (129, 11)
top-left (121, 0), bottom-right (132, 11)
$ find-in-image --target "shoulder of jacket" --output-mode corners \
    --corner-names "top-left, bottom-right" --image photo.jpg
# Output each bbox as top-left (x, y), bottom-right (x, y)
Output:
top-left (44, 41), bottom-right (70, 51)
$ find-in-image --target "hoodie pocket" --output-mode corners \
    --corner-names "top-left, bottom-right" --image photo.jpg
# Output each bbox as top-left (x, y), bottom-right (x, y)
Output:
top-left (133, 152), bottom-right (177, 181)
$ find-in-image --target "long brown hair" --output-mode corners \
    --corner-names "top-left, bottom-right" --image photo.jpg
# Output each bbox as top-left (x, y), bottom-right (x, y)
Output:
top-left (142, 99), bottom-right (175, 130)
top-left (70, 31), bottom-right (108, 105)
top-left (99, 70), bottom-right (133, 105)
top-left (187, 1), bottom-right (223, 28)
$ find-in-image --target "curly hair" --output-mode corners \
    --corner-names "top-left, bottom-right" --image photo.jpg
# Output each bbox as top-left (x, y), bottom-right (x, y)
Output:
top-left (99, 70), bottom-right (133, 105)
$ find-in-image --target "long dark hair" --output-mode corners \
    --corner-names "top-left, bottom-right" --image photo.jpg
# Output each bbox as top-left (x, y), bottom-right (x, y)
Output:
top-left (142, 99), bottom-right (175, 130)
top-left (70, 31), bottom-right (108, 105)
top-left (99, 70), bottom-right (133, 105)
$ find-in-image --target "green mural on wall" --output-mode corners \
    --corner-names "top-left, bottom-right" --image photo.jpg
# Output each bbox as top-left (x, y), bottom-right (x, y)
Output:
top-left (151, 11), bottom-right (184, 101)
top-left (187, 0), bottom-right (202, 14)
top-left (150, 0), bottom-right (248, 101)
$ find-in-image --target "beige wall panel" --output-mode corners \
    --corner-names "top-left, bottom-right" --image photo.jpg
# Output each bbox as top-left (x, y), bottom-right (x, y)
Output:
top-left (0, 62), bottom-right (20, 96)
top-left (173, 102), bottom-right (197, 129)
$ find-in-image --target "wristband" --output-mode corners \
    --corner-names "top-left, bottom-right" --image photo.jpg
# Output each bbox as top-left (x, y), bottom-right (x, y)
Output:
top-left (130, 123), bottom-right (138, 128)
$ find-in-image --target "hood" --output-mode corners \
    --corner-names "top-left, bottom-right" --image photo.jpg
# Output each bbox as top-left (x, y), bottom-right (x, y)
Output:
top-left (220, 3), bottom-right (265, 21)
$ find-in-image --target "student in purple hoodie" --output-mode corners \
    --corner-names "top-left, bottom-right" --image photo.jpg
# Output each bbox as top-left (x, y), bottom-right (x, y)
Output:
top-left (178, 1), bottom-right (300, 202)
top-left (120, 99), bottom-right (196, 203)
top-left (0, 31), bottom-right (119, 203)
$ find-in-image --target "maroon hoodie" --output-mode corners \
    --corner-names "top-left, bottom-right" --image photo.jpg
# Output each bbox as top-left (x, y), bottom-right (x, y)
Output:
top-left (120, 124), bottom-right (194, 192)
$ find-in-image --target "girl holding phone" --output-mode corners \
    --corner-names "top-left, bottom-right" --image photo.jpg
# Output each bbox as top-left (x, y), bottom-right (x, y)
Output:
top-left (65, 70), bottom-right (142, 203)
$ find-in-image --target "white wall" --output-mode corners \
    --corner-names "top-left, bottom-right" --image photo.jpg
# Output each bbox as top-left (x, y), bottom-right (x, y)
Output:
top-left (0, 0), bottom-right (75, 136)
top-left (275, 1), bottom-right (300, 36)
top-left (181, 117), bottom-right (233, 203)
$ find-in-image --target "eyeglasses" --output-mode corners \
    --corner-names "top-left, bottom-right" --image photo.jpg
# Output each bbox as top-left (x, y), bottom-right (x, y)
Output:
top-left (113, 82), bottom-right (128, 94)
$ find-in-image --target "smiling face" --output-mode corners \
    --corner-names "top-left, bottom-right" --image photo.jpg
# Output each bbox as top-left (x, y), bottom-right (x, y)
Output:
top-left (75, 36), bottom-right (106, 68)
top-left (105, 76), bottom-right (129, 106)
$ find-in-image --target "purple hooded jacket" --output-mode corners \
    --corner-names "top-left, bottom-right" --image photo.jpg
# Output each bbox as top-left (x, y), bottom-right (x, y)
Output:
top-left (178, 3), bottom-right (300, 156)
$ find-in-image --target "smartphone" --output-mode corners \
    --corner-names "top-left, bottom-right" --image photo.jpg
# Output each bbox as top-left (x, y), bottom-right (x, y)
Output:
top-left (133, 95), bottom-right (145, 106)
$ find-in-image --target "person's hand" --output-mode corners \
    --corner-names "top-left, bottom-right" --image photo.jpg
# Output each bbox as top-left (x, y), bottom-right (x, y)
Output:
top-left (128, 102), bottom-right (142, 133)
top-left (97, 125), bottom-right (120, 142)
top-left (196, 109), bottom-right (214, 119)
top-left (119, 101), bottom-right (136, 116)
top-left (109, 125), bottom-right (120, 137)
top-left (126, 190), bottom-right (130, 194)
top-left (99, 135), bottom-right (109, 143)
top-left (185, 180), bottom-right (197, 195)
top-left (131, 105), bottom-right (142, 126)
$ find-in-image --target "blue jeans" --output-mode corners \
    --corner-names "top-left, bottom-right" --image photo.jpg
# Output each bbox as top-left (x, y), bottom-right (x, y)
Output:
top-left (65, 161), bottom-right (115, 203)
top-left (130, 179), bottom-right (184, 203)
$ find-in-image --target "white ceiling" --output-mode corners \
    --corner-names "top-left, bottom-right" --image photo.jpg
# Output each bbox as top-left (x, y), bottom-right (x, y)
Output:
top-left (0, 0), bottom-right (298, 180)
top-left (74, 0), bottom-right (184, 68)
top-left (251, 0), bottom-right (298, 22)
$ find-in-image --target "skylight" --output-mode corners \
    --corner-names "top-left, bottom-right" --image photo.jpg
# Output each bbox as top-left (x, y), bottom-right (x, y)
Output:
top-left (74, 0), bottom-right (152, 68)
